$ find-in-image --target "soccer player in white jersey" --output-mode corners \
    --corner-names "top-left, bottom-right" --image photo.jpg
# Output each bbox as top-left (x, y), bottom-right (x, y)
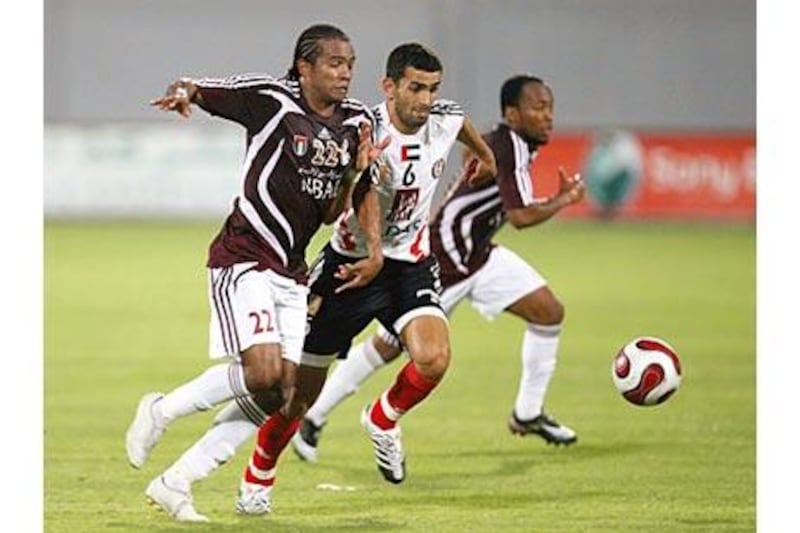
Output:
top-left (232, 42), bottom-right (496, 514)
top-left (123, 24), bottom-right (386, 522)
top-left (292, 75), bottom-right (585, 464)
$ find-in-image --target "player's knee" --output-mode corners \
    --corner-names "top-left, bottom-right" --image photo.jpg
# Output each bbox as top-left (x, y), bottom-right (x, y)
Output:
top-left (241, 344), bottom-right (284, 392)
top-left (530, 288), bottom-right (564, 325)
top-left (413, 344), bottom-right (450, 381)
top-left (543, 297), bottom-right (565, 325)
top-left (243, 363), bottom-right (283, 392)
top-left (253, 384), bottom-right (285, 414)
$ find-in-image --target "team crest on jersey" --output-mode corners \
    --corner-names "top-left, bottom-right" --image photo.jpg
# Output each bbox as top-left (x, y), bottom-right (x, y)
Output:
top-left (293, 135), bottom-right (308, 157)
top-left (432, 158), bottom-right (445, 179)
top-left (387, 188), bottom-right (420, 222)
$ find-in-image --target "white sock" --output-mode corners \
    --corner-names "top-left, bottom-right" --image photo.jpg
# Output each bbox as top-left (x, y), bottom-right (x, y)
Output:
top-left (305, 341), bottom-right (390, 426)
top-left (163, 401), bottom-right (258, 488)
top-left (156, 361), bottom-right (249, 424)
top-left (514, 323), bottom-right (561, 420)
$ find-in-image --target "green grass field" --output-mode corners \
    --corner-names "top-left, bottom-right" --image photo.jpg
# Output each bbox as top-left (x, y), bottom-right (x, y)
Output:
top-left (44, 219), bottom-right (755, 532)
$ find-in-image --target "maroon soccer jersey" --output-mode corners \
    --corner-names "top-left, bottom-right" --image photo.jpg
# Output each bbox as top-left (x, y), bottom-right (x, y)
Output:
top-left (195, 74), bottom-right (372, 281)
top-left (430, 124), bottom-right (540, 287)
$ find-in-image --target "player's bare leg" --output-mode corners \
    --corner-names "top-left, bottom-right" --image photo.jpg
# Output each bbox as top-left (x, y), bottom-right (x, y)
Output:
top-left (362, 315), bottom-right (450, 483)
top-left (242, 343), bottom-right (292, 414)
top-left (237, 363), bottom-right (328, 515)
top-left (293, 333), bottom-right (401, 462)
top-left (505, 286), bottom-right (576, 445)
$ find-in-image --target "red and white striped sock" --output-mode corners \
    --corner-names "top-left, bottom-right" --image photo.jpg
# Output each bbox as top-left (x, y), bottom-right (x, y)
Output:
top-left (242, 412), bottom-right (300, 487)
top-left (370, 361), bottom-right (439, 430)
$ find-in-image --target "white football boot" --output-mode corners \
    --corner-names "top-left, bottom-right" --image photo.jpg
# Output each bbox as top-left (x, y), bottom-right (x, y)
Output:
top-left (235, 481), bottom-right (273, 515)
top-left (126, 392), bottom-right (167, 468)
top-left (360, 404), bottom-right (406, 484)
top-left (145, 475), bottom-right (209, 523)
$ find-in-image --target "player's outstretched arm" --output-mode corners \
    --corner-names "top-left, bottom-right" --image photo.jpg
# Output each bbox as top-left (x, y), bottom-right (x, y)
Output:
top-left (456, 117), bottom-right (497, 186)
top-left (150, 78), bottom-right (204, 118)
top-left (506, 166), bottom-right (585, 229)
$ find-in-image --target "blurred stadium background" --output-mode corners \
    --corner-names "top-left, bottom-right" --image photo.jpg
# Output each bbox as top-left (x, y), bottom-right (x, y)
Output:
top-left (44, 1), bottom-right (758, 531)
top-left (45, 0), bottom-right (754, 221)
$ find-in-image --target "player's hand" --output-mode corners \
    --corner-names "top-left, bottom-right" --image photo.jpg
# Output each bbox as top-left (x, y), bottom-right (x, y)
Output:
top-left (464, 156), bottom-right (495, 186)
top-left (355, 122), bottom-right (391, 173)
top-left (334, 256), bottom-right (384, 293)
top-left (150, 79), bottom-right (196, 118)
top-left (557, 166), bottom-right (585, 205)
top-left (373, 158), bottom-right (393, 185)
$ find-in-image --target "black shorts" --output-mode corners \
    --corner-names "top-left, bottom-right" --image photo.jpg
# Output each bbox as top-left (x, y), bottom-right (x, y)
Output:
top-left (303, 244), bottom-right (444, 356)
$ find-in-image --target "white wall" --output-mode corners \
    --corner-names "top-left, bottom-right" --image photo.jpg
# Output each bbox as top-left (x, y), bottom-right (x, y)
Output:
top-left (45, 123), bottom-right (243, 218)
top-left (45, 0), bottom-right (755, 130)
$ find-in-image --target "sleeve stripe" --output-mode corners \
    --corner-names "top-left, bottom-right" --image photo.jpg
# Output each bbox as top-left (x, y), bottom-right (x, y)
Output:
top-left (510, 131), bottom-right (535, 206)
top-left (195, 74), bottom-right (300, 97)
top-left (340, 98), bottom-right (369, 112)
top-left (195, 73), bottom-right (273, 87)
top-left (430, 99), bottom-right (464, 116)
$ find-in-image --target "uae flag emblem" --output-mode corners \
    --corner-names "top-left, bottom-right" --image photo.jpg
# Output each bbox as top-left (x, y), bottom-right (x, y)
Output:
top-left (293, 135), bottom-right (308, 156)
top-left (401, 144), bottom-right (421, 161)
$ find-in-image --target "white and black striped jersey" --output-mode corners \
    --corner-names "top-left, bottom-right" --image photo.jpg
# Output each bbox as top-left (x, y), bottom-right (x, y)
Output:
top-left (330, 99), bottom-right (464, 262)
top-left (431, 123), bottom-right (539, 286)
top-left (197, 74), bottom-right (372, 282)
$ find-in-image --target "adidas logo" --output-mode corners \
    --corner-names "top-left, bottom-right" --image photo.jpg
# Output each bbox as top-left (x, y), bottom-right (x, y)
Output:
top-left (318, 127), bottom-right (332, 140)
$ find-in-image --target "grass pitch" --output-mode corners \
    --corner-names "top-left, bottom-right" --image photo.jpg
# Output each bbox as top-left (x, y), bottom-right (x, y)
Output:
top-left (44, 219), bottom-right (755, 531)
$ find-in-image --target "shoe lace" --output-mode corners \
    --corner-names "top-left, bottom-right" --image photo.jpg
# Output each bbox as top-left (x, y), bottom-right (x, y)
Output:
top-left (373, 432), bottom-right (403, 463)
top-left (243, 486), bottom-right (271, 509)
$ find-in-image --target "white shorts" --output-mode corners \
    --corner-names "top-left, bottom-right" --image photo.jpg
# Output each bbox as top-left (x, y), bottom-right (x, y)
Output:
top-left (442, 245), bottom-right (546, 320)
top-left (207, 262), bottom-right (309, 364)
top-left (378, 246), bottom-right (545, 347)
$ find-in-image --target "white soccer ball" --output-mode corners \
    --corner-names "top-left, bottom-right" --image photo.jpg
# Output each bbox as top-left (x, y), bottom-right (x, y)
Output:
top-left (612, 336), bottom-right (682, 406)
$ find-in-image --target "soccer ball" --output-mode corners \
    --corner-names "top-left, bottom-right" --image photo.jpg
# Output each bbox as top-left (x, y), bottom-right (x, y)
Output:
top-left (612, 336), bottom-right (682, 406)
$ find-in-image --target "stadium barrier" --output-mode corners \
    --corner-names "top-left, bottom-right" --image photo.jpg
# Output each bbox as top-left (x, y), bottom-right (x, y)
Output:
top-left (534, 130), bottom-right (755, 220)
top-left (44, 124), bottom-right (755, 220)
top-left (44, 123), bottom-right (242, 218)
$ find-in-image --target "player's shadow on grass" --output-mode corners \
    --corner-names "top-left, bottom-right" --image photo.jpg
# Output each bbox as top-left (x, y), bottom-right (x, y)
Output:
top-left (421, 441), bottom-right (658, 481)
top-left (426, 440), bottom-right (655, 462)
top-left (296, 440), bottom-right (655, 485)
top-left (124, 516), bottom-right (407, 532)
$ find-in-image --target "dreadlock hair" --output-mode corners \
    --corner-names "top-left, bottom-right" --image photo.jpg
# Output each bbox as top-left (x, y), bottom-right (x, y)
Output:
top-left (500, 74), bottom-right (547, 115)
top-left (287, 23), bottom-right (350, 80)
top-left (385, 43), bottom-right (443, 82)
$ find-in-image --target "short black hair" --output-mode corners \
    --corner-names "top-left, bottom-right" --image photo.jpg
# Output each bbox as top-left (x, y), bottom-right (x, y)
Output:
top-left (385, 43), bottom-right (443, 81)
top-left (287, 24), bottom-right (350, 80)
top-left (500, 75), bottom-right (546, 115)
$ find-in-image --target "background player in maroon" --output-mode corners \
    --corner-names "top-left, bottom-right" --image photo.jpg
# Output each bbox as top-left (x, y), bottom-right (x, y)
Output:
top-left (292, 75), bottom-right (584, 463)
top-left (124, 24), bottom-right (385, 522)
